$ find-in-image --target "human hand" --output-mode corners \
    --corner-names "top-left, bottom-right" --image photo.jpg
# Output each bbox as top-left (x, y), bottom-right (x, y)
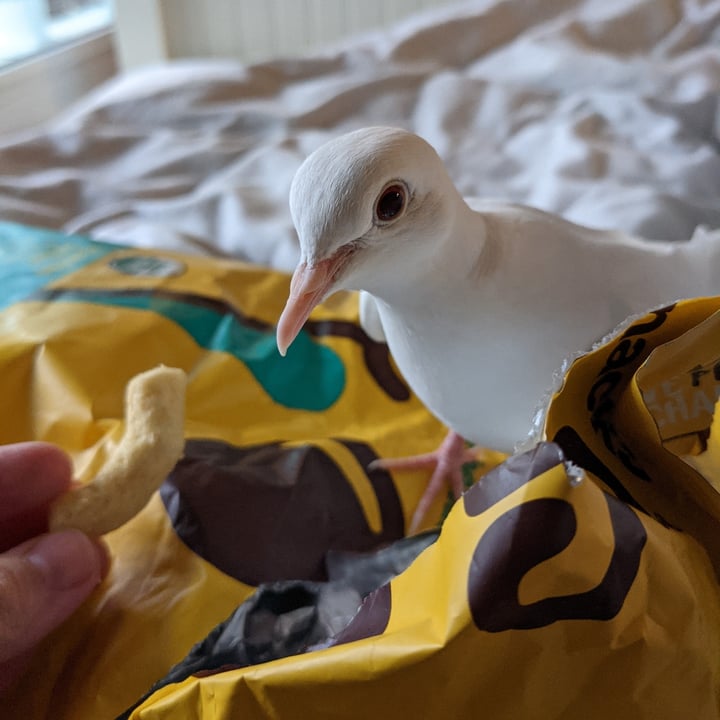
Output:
top-left (0, 443), bottom-right (109, 695)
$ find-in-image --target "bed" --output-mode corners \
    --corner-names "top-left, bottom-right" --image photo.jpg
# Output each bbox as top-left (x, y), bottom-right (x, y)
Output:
top-left (1, 1), bottom-right (720, 718)
top-left (2, 0), bottom-right (719, 268)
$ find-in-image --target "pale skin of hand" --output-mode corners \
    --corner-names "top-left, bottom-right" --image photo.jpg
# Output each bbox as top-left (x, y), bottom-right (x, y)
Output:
top-left (0, 443), bottom-right (109, 696)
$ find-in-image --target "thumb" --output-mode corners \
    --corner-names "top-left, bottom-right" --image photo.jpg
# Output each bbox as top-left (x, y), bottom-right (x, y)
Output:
top-left (0, 530), bottom-right (107, 688)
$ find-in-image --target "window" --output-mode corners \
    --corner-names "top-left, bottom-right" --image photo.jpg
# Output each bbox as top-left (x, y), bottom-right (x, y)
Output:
top-left (0, 0), bottom-right (113, 69)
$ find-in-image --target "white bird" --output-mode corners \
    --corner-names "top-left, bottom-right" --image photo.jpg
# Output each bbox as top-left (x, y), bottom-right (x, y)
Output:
top-left (276, 126), bottom-right (720, 532)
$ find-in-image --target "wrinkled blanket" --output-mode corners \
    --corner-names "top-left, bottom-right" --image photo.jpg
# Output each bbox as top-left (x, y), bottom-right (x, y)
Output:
top-left (0, 0), bottom-right (718, 269)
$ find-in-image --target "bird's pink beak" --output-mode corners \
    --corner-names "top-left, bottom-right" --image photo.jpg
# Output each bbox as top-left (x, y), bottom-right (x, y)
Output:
top-left (276, 249), bottom-right (352, 356)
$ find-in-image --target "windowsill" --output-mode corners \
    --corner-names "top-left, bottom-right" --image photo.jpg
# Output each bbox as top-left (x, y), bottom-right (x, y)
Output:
top-left (0, 29), bottom-right (117, 137)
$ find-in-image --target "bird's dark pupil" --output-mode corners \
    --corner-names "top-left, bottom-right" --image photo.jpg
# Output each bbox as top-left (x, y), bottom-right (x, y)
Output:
top-left (377, 188), bottom-right (404, 220)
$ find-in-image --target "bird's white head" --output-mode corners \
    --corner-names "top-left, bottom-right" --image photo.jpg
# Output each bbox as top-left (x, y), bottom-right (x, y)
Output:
top-left (277, 126), bottom-right (462, 355)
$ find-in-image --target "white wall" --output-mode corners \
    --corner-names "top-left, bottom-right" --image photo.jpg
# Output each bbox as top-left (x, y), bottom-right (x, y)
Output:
top-left (114, 0), bottom-right (455, 69)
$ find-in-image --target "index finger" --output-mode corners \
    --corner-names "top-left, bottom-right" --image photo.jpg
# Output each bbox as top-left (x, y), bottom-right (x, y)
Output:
top-left (0, 443), bottom-right (74, 551)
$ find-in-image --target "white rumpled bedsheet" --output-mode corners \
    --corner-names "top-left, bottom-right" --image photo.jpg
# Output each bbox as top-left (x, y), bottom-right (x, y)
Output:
top-left (0, 0), bottom-right (718, 270)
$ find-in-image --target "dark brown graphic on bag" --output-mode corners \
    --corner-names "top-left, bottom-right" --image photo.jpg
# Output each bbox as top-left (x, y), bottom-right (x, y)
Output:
top-left (464, 446), bottom-right (646, 632)
top-left (161, 438), bottom-right (405, 585)
top-left (331, 583), bottom-right (392, 646)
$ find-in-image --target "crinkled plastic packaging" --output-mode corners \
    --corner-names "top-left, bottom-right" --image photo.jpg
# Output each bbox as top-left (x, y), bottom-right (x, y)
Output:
top-left (2, 222), bottom-right (720, 719)
top-left (545, 297), bottom-right (720, 576)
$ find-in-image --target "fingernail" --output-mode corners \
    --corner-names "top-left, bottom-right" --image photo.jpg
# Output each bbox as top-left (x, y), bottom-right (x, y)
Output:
top-left (25, 530), bottom-right (103, 591)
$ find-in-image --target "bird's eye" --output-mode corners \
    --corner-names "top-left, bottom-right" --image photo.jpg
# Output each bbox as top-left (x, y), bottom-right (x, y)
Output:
top-left (375, 184), bottom-right (406, 222)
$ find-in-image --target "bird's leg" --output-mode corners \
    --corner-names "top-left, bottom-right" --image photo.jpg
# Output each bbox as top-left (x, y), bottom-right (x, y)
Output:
top-left (369, 430), bottom-right (482, 534)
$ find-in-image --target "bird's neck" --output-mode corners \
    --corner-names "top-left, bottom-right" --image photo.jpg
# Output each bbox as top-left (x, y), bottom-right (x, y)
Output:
top-left (374, 199), bottom-right (490, 309)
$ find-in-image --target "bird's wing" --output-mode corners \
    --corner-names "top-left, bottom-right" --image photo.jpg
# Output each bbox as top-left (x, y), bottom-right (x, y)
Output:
top-left (359, 291), bottom-right (386, 343)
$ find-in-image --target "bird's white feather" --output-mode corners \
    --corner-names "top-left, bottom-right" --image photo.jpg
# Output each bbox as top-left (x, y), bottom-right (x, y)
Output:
top-left (359, 291), bottom-right (386, 344)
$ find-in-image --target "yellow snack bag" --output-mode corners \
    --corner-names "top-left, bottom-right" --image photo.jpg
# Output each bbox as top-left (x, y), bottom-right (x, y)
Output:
top-left (545, 297), bottom-right (720, 575)
top-left (2, 222), bottom-right (720, 719)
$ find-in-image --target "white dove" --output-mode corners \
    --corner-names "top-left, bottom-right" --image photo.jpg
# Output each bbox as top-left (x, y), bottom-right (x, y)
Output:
top-left (276, 126), bottom-right (720, 532)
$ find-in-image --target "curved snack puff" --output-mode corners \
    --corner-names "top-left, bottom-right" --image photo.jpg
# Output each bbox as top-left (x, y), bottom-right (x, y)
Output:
top-left (49, 366), bottom-right (187, 536)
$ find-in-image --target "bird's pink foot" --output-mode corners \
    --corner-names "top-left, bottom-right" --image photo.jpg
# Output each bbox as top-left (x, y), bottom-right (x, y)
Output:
top-left (369, 430), bottom-right (482, 534)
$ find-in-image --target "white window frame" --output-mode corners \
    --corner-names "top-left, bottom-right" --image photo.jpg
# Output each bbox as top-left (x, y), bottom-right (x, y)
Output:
top-left (113, 0), bottom-right (168, 70)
